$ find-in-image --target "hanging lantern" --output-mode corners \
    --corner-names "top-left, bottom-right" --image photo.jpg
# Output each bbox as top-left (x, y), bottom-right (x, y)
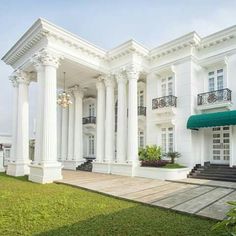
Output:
top-left (57, 72), bottom-right (72, 108)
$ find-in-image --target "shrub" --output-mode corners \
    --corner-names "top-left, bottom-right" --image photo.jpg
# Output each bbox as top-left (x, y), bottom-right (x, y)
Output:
top-left (141, 160), bottom-right (169, 167)
top-left (139, 145), bottom-right (161, 161)
top-left (212, 201), bottom-right (236, 235)
top-left (139, 145), bottom-right (167, 167)
top-left (163, 151), bottom-right (181, 164)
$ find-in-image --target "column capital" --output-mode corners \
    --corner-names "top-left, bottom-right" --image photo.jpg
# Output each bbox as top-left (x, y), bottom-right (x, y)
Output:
top-left (31, 48), bottom-right (63, 68)
top-left (9, 76), bottom-right (18, 88)
top-left (125, 64), bottom-right (141, 80)
top-left (69, 85), bottom-right (85, 98)
top-left (11, 69), bottom-right (31, 86)
top-left (104, 75), bottom-right (115, 88)
top-left (116, 71), bottom-right (128, 85)
top-left (96, 75), bottom-right (105, 90)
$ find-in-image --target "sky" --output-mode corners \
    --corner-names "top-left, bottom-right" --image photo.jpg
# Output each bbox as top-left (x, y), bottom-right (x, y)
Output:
top-left (1, 0), bottom-right (236, 136)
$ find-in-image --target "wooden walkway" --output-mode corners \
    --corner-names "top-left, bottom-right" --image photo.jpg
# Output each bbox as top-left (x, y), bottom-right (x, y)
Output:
top-left (56, 170), bottom-right (236, 220)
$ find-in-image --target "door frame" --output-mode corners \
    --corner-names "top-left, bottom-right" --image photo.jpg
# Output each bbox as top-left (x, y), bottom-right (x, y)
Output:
top-left (211, 126), bottom-right (231, 165)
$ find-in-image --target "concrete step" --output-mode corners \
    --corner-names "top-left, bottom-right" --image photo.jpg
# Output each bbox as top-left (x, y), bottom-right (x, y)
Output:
top-left (191, 172), bottom-right (236, 178)
top-left (76, 162), bottom-right (92, 172)
top-left (189, 175), bottom-right (236, 182)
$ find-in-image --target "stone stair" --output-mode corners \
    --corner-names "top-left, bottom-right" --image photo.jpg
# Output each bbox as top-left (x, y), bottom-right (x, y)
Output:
top-left (76, 160), bottom-right (93, 172)
top-left (188, 164), bottom-right (236, 182)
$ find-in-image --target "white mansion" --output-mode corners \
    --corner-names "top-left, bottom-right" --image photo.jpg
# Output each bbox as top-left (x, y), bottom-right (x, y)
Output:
top-left (2, 18), bottom-right (236, 183)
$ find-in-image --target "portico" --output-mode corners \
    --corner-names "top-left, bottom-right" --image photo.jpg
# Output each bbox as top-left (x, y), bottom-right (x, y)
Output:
top-left (2, 19), bottom-right (146, 183)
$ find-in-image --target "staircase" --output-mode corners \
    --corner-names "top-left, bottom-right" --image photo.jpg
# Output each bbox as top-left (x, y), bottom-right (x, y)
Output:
top-left (76, 160), bottom-right (93, 172)
top-left (188, 164), bottom-right (236, 182)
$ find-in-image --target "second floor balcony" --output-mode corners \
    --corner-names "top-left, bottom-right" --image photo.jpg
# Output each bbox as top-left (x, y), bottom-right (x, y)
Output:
top-left (197, 88), bottom-right (232, 110)
top-left (83, 116), bottom-right (96, 125)
top-left (152, 95), bottom-right (177, 110)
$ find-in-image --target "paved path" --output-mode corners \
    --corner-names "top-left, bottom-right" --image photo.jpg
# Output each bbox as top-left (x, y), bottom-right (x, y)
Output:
top-left (56, 171), bottom-right (236, 220)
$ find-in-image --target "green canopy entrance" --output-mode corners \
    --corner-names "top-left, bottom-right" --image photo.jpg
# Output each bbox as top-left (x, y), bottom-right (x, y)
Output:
top-left (187, 110), bottom-right (236, 130)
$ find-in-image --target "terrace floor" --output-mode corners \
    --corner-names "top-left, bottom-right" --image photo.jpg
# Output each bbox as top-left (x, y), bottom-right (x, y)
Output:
top-left (56, 170), bottom-right (236, 220)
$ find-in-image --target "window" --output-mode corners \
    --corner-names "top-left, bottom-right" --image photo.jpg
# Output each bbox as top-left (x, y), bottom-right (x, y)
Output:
top-left (89, 104), bottom-right (95, 117)
top-left (88, 135), bottom-right (95, 156)
top-left (139, 131), bottom-right (145, 148)
top-left (217, 69), bottom-right (224, 90)
top-left (208, 68), bottom-right (224, 92)
top-left (161, 77), bottom-right (174, 96)
top-left (161, 127), bottom-right (174, 153)
top-left (138, 90), bottom-right (144, 106)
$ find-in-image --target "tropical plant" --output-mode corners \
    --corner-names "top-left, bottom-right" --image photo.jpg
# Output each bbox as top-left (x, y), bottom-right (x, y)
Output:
top-left (138, 145), bottom-right (161, 161)
top-left (212, 201), bottom-right (236, 235)
top-left (163, 151), bottom-right (181, 164)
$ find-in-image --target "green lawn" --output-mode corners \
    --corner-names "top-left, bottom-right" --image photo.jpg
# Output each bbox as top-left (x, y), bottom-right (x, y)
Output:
top-left (0, 173), bottom-right (223, 236)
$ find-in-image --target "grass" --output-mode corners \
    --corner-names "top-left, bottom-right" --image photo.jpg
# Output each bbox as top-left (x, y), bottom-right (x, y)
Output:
top-left (0, 173), bottom-right (223, 236)
top-left (162, 163), bottom-right (187, 168)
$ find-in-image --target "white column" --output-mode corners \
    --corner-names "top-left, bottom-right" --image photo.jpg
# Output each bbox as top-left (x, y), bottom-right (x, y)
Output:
top-left (33, 65), bottom-right (44, 164)
top-left (96, 77), bottom-right (106, 162)
top-left (9, 76), bottom-right (18, 163)
top-left (57, 106), bottom-right (62, 161)
top-left (29, 49), bottom-right (62, 183)
top-left (0, 148), bottom-right (4, 172)
top-left (61, 107), bottom-right (68, 161)
top-left (67, 94), bottom-right (75, 161)
top-left (73, 86), bottom-right (84, 165)
top-left (127, 66), bottom-right (140, 174)
top-left (7, 70), bottom-right (30, 176)
top-left (104, 77), bottom-right (115, 164)
top-left (116, 73), bottom-right (127, 163)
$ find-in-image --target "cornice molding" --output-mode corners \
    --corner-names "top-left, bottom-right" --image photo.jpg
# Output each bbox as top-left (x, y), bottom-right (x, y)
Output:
top-left (197, 25), bottom-right (236, 50)
top-left (150, 32), bottom-right (201, 61)
top-left (107, 40), bottom-right (149, 61)
top-left (2, 18), bottom-right (236, 69)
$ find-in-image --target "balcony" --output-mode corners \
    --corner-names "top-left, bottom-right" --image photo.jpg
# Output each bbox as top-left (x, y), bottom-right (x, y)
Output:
top-left (152, 95), bottom-right (177, 120)
top-left (197, 88), bottom-right (232, 110)
top-left (83, 116), bottom-right (96, 127)
top-left (138, 106), bottom-right (146, 116)
top-left (152, 95), bottom-right (177, 109)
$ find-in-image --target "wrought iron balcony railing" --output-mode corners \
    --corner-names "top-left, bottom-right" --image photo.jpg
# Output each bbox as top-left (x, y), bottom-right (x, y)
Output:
top-left (138, 106), bottom-right (146, 116)
top-left (83, 116), bottom-right (96, 125)
top-left (197, 88), bottom-right (231, 106)
top-left (152, 95), bottom-right (177, 109)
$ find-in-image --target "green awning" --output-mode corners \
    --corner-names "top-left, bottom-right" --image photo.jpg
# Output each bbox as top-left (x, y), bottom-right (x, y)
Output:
top-left (187, 110), bottom-right (236, 130)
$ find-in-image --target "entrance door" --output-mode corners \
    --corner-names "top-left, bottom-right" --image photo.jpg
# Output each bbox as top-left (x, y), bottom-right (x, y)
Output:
top-left (212, 126), bottom-right (230, 164)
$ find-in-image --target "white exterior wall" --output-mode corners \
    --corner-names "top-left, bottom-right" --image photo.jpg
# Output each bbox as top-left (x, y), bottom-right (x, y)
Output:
top-left (146, 73), bottom-right (159, 145)
top-left (174, 61), bottom-right (193, 166)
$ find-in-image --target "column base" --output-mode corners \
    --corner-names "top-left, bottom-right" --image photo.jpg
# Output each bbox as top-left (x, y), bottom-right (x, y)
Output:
top-left (6, 162), bottom-right (30, 176)
top-left (62, 160), bottom-right (84, 170)
top-left (92, 162), bottom-right (110, 174)
top-left (92, 162), bottom-right (133, 176)
top-left (29, 162), bottom-right (62, 184)
top-left (0, 153), bottom-right (5, 172)
top-left (110, 162), bottom-right (133, 176)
